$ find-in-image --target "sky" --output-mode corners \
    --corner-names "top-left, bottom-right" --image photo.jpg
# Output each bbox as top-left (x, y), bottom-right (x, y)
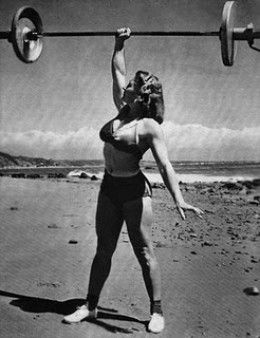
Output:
top-left (0, 0), bottom-right (259, 161)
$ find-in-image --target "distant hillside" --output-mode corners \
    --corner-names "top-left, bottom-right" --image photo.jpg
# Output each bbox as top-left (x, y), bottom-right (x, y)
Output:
top-left (0, 152), bottom-right (19, 167)
top-left (0, 151), bottom-right (59, 168)
top-left (0, 151), bottom-right (103, 168)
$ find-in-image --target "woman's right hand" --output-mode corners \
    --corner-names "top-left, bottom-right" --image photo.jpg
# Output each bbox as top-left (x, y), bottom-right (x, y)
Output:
top-left (115, 27), bottom-right (131, 41)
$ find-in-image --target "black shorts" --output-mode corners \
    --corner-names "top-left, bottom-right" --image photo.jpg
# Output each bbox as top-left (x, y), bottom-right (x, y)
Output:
top-left (100, 170), bottom-right (152, 207)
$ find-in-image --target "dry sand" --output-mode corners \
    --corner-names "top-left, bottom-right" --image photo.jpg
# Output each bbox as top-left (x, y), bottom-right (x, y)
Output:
top-left (0, 176), bottom-right (259, 338)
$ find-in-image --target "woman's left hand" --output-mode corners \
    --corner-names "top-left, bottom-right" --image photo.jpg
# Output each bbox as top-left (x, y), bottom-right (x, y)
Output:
top-left (176, 202), bottom-right (204, 220)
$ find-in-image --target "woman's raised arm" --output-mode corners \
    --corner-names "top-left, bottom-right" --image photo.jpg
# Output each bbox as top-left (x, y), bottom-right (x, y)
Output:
top-left (111, 28), bottom-right (131, 111)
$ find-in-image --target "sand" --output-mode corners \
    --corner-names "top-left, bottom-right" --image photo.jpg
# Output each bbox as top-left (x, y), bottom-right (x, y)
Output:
top-left (0, 176), bottom-right (259, 338)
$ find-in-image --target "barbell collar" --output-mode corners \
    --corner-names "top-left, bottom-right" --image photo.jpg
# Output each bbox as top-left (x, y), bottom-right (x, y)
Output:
top-left (253, 32), bottom-right (260, 39)
top-left (233, 25), bottom-right (260, 40)
top-left (0, 31), bottom-right (10, 39)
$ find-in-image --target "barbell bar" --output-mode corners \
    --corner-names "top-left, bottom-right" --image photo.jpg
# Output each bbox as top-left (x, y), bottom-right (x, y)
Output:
top-left (28, 31), bottom-right (221, 37)
top-left (0, 1), bottom-right (259, 66)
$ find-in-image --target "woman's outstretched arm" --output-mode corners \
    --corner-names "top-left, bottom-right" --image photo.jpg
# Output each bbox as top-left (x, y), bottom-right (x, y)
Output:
top-left (144, 119), bottom-right (204, 220)
top-left (111, 28), bottom-right (131, 111)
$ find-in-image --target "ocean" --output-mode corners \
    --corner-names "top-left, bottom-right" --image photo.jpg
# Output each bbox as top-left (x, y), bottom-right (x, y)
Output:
top-left (93, 160), bottom-right (260, 183)
top-left (0, 161), bottom-right (259, 184)
top-left (49, 160), bottom-right (260, 184)
top-left (146, 161), bottom-right (260, 184)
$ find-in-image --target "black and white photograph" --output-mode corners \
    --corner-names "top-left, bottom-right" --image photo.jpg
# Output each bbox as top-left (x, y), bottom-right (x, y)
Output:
top-left (0, 0), bottom-right (259, 337)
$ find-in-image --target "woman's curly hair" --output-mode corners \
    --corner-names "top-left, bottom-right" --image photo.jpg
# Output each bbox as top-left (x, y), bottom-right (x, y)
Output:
top-left (134, 70), bottom-right (164, 124)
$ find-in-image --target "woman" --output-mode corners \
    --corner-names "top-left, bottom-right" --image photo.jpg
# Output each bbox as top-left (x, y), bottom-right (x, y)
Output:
top-left (64, 28), bottom-right (203, 333)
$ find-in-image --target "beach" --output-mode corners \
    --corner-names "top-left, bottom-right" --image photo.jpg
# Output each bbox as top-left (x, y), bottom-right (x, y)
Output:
top-left (0, 174), bottom-right (259, 338)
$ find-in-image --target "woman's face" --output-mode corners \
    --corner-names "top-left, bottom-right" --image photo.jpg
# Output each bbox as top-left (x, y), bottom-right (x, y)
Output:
top-left (123, 78), bottom-right (138, 104)
top-left (123, 73), bottom-right (151, 105)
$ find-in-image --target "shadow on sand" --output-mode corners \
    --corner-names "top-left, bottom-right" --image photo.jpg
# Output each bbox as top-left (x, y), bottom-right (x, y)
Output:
top-left (0, 290), bottom-right (148, 334)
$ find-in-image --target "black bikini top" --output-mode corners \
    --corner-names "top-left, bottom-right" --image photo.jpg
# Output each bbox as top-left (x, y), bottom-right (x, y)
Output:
top-left (99, 106), bottom-right (143, 159)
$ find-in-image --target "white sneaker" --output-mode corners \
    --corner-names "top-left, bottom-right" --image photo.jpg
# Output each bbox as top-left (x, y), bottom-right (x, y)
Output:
top-left (63, 305), bottom-right (97, 323)
top-left (148, 313), bottom-right (165, 333)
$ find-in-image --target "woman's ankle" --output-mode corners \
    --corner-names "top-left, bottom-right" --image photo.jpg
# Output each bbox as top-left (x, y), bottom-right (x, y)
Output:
top-left (150, 299), bottom-right (163, 315)
top-left (86, 294), bottom-right (99, 311)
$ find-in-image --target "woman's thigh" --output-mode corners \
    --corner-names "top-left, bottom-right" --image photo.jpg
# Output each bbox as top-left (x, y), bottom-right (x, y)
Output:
top-left (122, 196), bottom-right (153, 250)
top-left (96, 191), bottom-right (124, 252)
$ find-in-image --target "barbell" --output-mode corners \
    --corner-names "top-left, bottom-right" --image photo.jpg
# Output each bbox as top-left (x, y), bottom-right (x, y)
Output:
top-left (0, 1), bottom-right (259, 66)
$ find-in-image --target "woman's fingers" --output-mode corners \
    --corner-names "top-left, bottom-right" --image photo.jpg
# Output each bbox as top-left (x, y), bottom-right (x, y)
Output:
top-left (193, 207), bottom-right (204, 219)
top-left (177, 204), bottom-right (204, 220)
top-left (177, 206), bottom-right (186, 220)
top-left (188, 205), bottom-right (204, 219)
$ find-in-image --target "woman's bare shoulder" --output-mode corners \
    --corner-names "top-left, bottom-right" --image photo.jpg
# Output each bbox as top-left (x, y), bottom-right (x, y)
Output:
top-left (140, 118), bottom-right (163, 138)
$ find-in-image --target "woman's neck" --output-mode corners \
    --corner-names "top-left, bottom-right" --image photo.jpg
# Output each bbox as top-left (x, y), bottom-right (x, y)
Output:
top-left (124, 101), bottom-right (142, 121)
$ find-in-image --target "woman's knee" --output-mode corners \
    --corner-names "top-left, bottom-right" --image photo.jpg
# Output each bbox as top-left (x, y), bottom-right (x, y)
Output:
top-left (95, 243), bottom-right (116, 262)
